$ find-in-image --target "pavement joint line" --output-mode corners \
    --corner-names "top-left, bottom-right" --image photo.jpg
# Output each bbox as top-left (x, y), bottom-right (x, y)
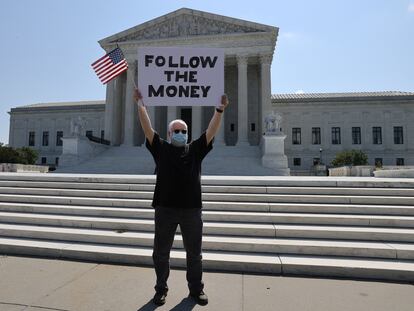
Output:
top-left (27, 262), bottom-right (101, 309)
top-left (0, 302), bottom-right (70, 311)
top-left (22, 304), bottom-right (71, 311)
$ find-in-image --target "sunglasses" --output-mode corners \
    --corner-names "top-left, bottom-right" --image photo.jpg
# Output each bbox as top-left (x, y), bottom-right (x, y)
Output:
top-left (173, 129), bottom-right (187, 134)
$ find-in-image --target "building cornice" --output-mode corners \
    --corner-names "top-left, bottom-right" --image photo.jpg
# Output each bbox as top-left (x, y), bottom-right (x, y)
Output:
top-left (272, 92), bottom-right (414, 104)
top-left (9, 101), bottom-right (105, 114)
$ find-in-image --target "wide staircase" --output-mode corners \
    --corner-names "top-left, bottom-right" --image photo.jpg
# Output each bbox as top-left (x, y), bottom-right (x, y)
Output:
top-left (54, 145), bottom-right (281, 175)
top-left (0, 173), bottom-right (414, 282)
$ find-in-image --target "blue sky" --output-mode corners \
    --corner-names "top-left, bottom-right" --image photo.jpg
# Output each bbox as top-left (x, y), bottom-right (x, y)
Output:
top-left (1, 0), bottom-right (413, 145)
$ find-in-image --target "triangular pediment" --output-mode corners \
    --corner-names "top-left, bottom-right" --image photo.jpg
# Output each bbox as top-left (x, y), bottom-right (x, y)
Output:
top-left (99, 8), bottom-right (277, 46)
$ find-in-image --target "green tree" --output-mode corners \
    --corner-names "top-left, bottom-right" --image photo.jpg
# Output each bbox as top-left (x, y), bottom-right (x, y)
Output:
top-left (331, 150), bottom-right (368, 167)
top-left (0, 145), bottom-right (38, 164)
top-left (0, 146), bottom-right (21, 163)
top-left (17, 147), bottom-right (38, 165)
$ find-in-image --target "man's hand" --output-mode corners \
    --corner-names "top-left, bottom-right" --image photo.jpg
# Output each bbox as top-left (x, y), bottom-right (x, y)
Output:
top-left (217, 94), bottom-right (229, 111)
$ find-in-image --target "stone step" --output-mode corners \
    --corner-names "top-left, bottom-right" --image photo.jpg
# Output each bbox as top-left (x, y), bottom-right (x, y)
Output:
top-left (0, 194), bottom-right (151, 208)
top-left (1, 223), bottom-right (414, 260)
top-left (278, 254), bottom-right (414, 282)
top-left (269, 202), bottom-right (414, 216)
top-left (2, 211), bottom-right (414, 242)
top-left (1, 172), bottom-right (414, 188)
top-left (4, 199), bottom-right (414, 216)
top-left (1, 202), bottom-right (414, 228)
top-left (1, 180), bottom-right (414, 196)
top-left (0, 211), bottom-right (275, 237)
top-left (1, 187), bottom-right (414, 205)
top-left (274, 224), bottom-right (414, 242)
top-left (0, 237), bottom-right (413, 282)
top-left (2, 194), bottom-right (414, 216)
top-left (0, 237), bottom-right (280, 274)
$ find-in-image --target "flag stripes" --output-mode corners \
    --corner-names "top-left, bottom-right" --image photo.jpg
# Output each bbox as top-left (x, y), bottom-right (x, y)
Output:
top-left (91, 47), bottom-right (128, 84)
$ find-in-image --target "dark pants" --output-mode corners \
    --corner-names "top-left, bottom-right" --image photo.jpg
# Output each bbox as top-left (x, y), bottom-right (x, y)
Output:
top-left (152, 206), bottom-right (204, 294)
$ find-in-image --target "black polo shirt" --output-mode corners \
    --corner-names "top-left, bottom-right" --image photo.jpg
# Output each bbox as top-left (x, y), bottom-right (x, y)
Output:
top-left (145, 131), bottom-right (213, 209)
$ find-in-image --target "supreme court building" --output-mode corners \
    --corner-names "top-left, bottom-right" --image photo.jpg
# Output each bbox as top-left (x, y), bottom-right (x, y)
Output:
top-left (7, 8), bottom-right (414, 175)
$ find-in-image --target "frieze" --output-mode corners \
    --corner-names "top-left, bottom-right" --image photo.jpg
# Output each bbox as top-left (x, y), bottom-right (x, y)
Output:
top-left (118, 34), bottom-right (275, 57)
top-left (112, 14), bottom-right (264, 42)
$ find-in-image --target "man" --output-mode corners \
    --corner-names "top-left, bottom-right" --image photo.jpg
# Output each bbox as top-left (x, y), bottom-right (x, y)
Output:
top-left (133, 88), bottom-right (229, 306)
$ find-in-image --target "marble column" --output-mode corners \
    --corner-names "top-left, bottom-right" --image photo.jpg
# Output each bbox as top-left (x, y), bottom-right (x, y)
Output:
top-left (166, 106), bottom-right (177, 137)
top-left (112, 76), bottom-right (124, 146)
top-left (215, 64), bottom-right (228, 145)
top-left (260, 54), bottom-right (273, 134)
top-left (192, 106), bottom-right (202, 140)
top-left (122, 68), bottom-right (135, 146)
top-left (104, 80), bottom-right (115, 144)
top-left (237, 55), bottom-right (249, 145)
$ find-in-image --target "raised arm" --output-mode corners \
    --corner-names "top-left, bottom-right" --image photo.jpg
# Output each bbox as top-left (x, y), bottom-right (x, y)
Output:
top-left (206, 94), bottom-right (229, 145)
top-left (134, 88), bottom-right (155, 145)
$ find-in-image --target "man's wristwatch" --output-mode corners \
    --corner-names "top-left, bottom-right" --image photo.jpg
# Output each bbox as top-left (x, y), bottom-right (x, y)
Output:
top-left (215, 108), bottom-right (224, 113)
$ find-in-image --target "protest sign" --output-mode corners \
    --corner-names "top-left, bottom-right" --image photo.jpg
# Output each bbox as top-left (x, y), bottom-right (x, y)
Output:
top-left (137, 47), bottom-right (224, 106)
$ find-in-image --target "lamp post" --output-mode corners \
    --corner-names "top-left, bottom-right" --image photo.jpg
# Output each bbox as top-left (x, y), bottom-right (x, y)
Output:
top-left (319, 148), bottom-right (323, 165)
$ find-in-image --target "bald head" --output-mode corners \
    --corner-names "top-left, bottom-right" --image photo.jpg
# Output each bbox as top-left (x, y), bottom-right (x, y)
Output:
top-left (168, 119), bottom-right (188, 138)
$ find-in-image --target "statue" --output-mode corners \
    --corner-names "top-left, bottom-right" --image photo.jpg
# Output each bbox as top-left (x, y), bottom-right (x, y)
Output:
top-left (70, 116), bottom-right (86, 136)
top-left (264, 111), bottom-right (283, 135)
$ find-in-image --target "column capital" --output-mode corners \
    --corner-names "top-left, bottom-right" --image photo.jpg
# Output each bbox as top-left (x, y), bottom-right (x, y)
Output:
top-left (259, 54), bottom-right (273, 65)
top-left (236, 54), bottom-right (249, 66)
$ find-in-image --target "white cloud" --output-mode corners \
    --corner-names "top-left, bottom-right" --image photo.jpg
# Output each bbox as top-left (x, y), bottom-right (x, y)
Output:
top-left (280, 31), bottom-right (297, 38)
top-left (295, 90), bottom-right (305, 94)
top-left (409, 3), bottom-right (414, 12)
top-left (279, 31), bottom-right (298, 39)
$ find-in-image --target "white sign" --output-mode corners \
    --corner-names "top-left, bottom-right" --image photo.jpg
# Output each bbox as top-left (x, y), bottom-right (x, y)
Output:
top-left (137, 47), bottom-right (224, 106)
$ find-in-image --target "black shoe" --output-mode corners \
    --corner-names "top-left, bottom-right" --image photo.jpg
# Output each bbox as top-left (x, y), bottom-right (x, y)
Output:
top-left (152, 291), bottom-right (167, 306)
top-left (189, 290), bottom-right (208, 306)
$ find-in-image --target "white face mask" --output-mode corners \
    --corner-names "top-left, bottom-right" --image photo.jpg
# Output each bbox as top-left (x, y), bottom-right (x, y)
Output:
top-left (170, 131), bottom-right (188, 147)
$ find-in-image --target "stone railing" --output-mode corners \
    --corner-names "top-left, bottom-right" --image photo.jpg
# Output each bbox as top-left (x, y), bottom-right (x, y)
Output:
top-left (0, 163), bottom-right (49, 173)
top-left (374, 166), bottom-right (414, 178)
top-left (86, 133), bottom-right (110, 145)
top-left (329, 165), bottom-right (374, 177)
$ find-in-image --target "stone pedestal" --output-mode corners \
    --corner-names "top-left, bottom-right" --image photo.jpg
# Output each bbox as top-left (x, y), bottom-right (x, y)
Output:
top-left (0, 163), bottom-right (49, 173)
top-left (59, 136), bottom-right (109, 167)
top-left (260, 134), bottom-right (290, 175)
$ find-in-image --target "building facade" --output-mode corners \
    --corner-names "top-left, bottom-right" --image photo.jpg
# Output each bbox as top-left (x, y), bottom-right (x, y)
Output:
top-left (6, 8), bottom-right (414, 174)
top-left (7, 92), bottom-right (414, 173)
top-left (275, 92), bottom-right (414, 173)
top-left (8, 101), bottom-right (105, 167)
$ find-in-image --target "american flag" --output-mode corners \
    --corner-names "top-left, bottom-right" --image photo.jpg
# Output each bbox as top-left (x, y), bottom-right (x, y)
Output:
top-left (91, 47), bottom-right (128, 84)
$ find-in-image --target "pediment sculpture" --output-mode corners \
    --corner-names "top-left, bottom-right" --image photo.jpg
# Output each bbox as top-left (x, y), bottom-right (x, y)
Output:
top-left (113, 14), bottom-right (264, 42)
